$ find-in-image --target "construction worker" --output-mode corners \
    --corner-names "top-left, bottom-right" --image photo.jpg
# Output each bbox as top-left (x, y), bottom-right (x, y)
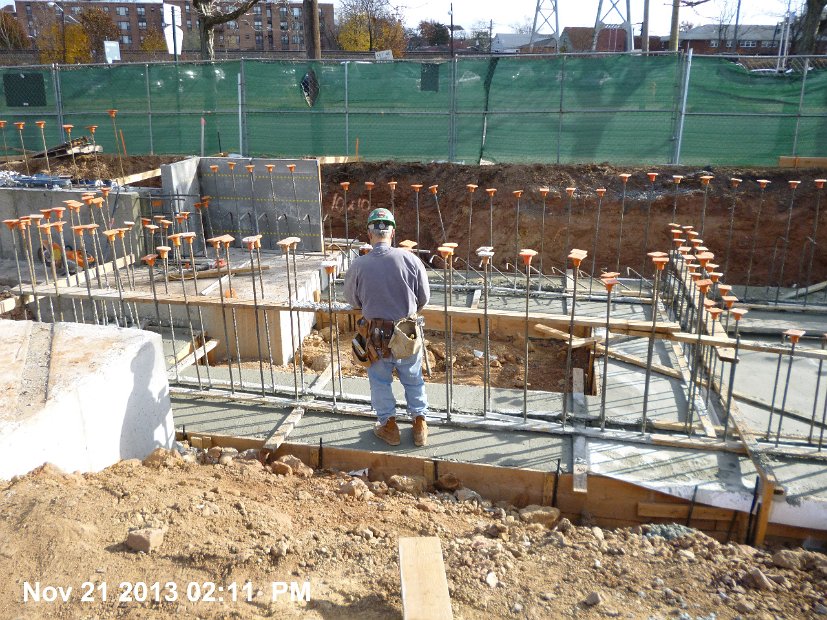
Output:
top-left (344, 208), bottom-right (430, 447)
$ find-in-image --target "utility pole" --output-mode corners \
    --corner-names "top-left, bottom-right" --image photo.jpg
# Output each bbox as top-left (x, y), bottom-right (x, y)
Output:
top-left (642, 0), bottom-right (650, 54)
top-left (449, 3), bottom-right (454, 57)
top-left (303, 0), bottom-right (320, 59)
top-left (669, 0), bottom-right (680, 51)
top-left (733, 0), bottom-right (742, 51)
top-left (488, 19), bottom-right (493, 54)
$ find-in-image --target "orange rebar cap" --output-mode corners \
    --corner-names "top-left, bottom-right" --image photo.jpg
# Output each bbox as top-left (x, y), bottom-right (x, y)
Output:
top-left (485, 188), bottom-right (496, 196)
top-left (784, 328), bottom-right (805, 344)
top-left (35, 120), bottom-right (46, 129)
top-left (107, 109), bottom-right (118, 118)
top-left (466, 184), bottom-right (478, 192)
top-left (513, 190), bottom-right (523, 198)
top-left (428, 185), bottom-right (438, 194)
top-left (568, 248), bottom-right (587, 267)
top-left (388, 181), bottom-right (398, 190)
top-left (519, 248), bottom-right (537, 265)
top-left (340, 181), bottom-right (350, 190)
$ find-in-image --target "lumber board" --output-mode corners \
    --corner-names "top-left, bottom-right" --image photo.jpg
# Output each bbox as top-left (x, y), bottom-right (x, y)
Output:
top-left (572, 435), bottom-right (589, 494)
top-left (399, 537), bottom-right (453, 620)
top-left (113, 168), bottom-right (161, 185)
top-left (0, 296), bottom-right (19, 313)
top-left (594, 344), bottom-right (683, 380)
top-left (169, 264), bottom-right (268, 281)
top-left (777, 155), bottom-right (827, 168)
top-left (170, 339), bottom-right (218, 374)
top-left (263, 406), bottom-right (306, 452)
top-left (638, 501), bottom-right (736, 522)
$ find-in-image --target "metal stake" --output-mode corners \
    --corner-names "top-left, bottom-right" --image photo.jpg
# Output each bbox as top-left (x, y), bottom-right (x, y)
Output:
top-left (773, 329), bottom-right (804, 445)
top-left (699, 175), bottom-right (713, 237)
top-left (465, 184), bottom-right (478, 278)
top-left (774, 180), bottom-right (800, 304)
top-left (429, 185), bottom-right (447, 243)
top-left (519, 248), bottom-right (538, 421)
top-left (589, 188), bottom-right (606, 296)
top-left (563, 249), bottom-right (587, 427)
top-left (599, 275), bottom-right (619, 430)
top-left (642, 253), bottom-right (668, 432)
top-left (745, 179), bottom-right (770, 300)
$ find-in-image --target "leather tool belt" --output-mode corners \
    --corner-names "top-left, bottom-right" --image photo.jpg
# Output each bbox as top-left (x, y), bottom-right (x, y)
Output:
top-left (352, 315), bottom-right (422, 367)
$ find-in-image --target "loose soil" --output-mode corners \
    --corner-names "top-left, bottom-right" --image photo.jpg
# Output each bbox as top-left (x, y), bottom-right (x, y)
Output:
top-left (0, 454), bottom-right (824, 619)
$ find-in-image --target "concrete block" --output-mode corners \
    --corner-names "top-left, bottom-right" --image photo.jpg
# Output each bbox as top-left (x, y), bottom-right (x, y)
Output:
top-left (0, 318), bottom-right (173, 479)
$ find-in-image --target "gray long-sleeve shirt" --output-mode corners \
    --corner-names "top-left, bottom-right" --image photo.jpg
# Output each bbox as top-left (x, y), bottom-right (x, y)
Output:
top-left (343, 242), bottom-right (430, 321)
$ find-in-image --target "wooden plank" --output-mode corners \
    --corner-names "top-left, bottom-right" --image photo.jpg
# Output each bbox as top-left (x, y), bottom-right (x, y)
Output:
top-left (572, 368), bottom-right (585, 407)
top-left (533, 323), bottom-right (599, 348)
top-left (0, 296), bottom-right (19, 313)
top-left (262, 407), bottom-right (306, 452)
top-left (754, 480), bottom-right (777, 546)
top-left (777, 155), bottom-right (827, 168)
top-left (595, 344), bottom-right (683, 380)
top-left (638, 501), bottom-right (736, 522)
top-left (113, 168), bottom-right (162, 185)
top-left (399, 537), bottom-right (453, 620)
top-left (572, 435), bottom-right (589, 494)
top-left (170, 339), bottom-right (218, 374)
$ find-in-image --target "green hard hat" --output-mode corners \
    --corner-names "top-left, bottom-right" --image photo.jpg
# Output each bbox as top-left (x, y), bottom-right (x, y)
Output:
top-left (367, 208), bottom-right (395, 229)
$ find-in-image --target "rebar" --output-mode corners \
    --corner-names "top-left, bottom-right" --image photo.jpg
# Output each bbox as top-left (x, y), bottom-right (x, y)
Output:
top-left (340, 181), bottom-right (351, 266)
top-left (279, 237), bottom-right (299, 398)
top-left (52, 218), bottom-right (79, 323)
top-left (246, 164), bottom-right (260, 236)
top-left (486, 188), bottom-right (496, 249)
top-left (438, 245), bottom-right (454, 421)
top-left (388, 180), bottom-right (397, 247)
top-left (103, 230), bottom-right (129, 326)
top-left (184, 233), bottom-right (212, 386)
top-left (723, 178), bottom-right (741, 276)
top-left (156, 245), bottom-right (180, 384)
top-left (222, 238), bottom-right (244, 386)
top-left (765, 334), bottom-right (786, 441)
top-left (773, 330), bottom-right (804, 445)
top-left (671, 175), bottom-right (684, 222)
top-left (589, 188), bottom-right (606, 296)
top-left (86, 125), bottom-right (99, 179)
top-left (563, 249), bottom-right (587, 427)
top-left (520, 249), bottom-right (537, 422)
top-left (35, 121), bottom-right (50, 175)
top-left (365, 181), bottom-right (374, 212)
top-left (73, 225), bottom-right (99, 324)
top-left (289, 238), bottom-right (306, 392)
top-left (699, 175), bottom-right (713, 237)
top-left (253, 238), bottom-right (276, 393)
top-left (722, 314), bottom-right (744, 440)
top-left (642, 254), bottom-right (667, 432)
top-left (244, 235), bottom-right (267, 396)
top-left (774, 180), bottom-right (800, 304)
top-left (808, 335), bottom-right (826, 444)
top-left (478, 248), bottom-right (494, 418)
top-left (19, 219), bottom-right (41, 322)
top-left (14, 122), bottom-right (28, 175)
top-left (744, 180), bottom-right (770, 300)
top-left (599, 276), bottom-right (618, 431)
top-left (322, 260), bottom-right (339, 408)
top-left (685, 278), bottom-right (711, 436)
top-left (563, 187), bottom-right (575, 289)
top-left (804, 179), bottom-right (825, 307)
top-left (0, 121), bottom-right (8, 163)
top-left (465, 184), bottom-right (477, 278)
top-left (228, 161), bottom-right (241, 247)
top-left (207, 236), bottom-right (235, 394)
top-left (32, 220), bottom-right (56, 322)
top-left (615, 174), bottom-right (631, 272)
top-left (429, 185), bottom-right (447, 243)
top-left (169, 235), bottom-right (203, 389)
top-left (107, 109), bottom-right (125, 179)
top-left (513, 190), bottom-right (523, 287)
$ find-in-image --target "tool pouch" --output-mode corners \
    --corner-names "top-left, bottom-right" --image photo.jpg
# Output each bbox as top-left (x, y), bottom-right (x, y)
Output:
top-left (355, 317), bottom-right (382, 366)
top-left (388, 315), bottom-right (422, 359)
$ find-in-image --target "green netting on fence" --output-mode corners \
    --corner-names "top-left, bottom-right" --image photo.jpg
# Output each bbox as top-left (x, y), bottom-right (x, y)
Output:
top-left (0, 55), bottom-right (824, 167)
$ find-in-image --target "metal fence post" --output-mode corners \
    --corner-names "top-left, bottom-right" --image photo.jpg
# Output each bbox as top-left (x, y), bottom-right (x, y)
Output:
top-left (52, 64), bottom-right (65, 143)
top-left (344, 60), bottom-right (350, 156)
top-left (145, 63), bottom-right (154, 155)
top-left (557, 54), bottom-right (565, 164)
top-left (238, 58), bottom-right (247, 156)
top-left (791, 57), bottom-right (810, 158)
top-left (673, 48), bottom-right (692, 165)
top-left (449, 56), bottom-right (457, 161)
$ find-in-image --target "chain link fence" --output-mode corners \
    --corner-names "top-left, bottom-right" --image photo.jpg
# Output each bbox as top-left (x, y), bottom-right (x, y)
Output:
top-left (0, 52), bottom-right (824, 166)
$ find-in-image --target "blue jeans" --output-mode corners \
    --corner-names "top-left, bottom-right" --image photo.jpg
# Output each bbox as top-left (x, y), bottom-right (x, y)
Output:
top-left (367, 348), bottom-right (428, 424)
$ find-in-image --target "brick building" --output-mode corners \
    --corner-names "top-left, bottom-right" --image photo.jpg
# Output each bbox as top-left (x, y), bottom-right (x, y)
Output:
top-left (12, 0), bottom-right (334, 54)
top-left (676, 24), bottom-right (827, 55)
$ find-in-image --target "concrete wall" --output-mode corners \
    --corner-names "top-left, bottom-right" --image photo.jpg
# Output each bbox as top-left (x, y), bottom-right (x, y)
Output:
top-left (161, 156), bottom-right (324, 253)
top-left (0, 319), bottom-right (173, 480)
top-left (0, 187), bottom-right (142, 261)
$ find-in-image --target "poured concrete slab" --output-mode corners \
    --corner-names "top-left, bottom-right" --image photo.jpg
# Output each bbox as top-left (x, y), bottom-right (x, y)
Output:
top-left (0, 319), bottom-right (173, 479)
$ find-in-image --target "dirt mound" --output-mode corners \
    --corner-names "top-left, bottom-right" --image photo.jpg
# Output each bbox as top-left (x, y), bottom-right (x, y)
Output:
top-left (1, 449), bottom-right (824, 619)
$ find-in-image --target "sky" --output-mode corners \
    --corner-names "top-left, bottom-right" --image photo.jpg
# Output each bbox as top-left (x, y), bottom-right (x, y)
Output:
top-left (392, 0), bottom-right (799, 36)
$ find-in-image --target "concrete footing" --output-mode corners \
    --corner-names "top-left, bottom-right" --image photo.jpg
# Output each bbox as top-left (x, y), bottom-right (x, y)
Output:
top-left (0, 319), bottom-right (173, 479)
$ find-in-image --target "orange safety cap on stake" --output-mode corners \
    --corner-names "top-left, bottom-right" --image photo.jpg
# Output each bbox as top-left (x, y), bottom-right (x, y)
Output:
top-left (731, 308), bottom-right (748, 321)
top-left (359, 243), bottom-right (373, 254)
top-left (696, 278), bottom-right (713, 294)
top-left (340, 181), bottom-right (350, 190)
top-left (0, 121), bottom-right (6, 128)
top-left (321, 259), bottom-right (337, 275)
top-left (784, 328), bottom-right (806, 343)
top-left (388, 181), bottom-right (398, 190)
top-left (700, 175), bottom-right (713, 185)
top-left (107, 109), bottom-right (118, 118)
top-left (565, 187), bottom-right (575, 197)
top-left (86, 125), bottom-right (97, 133)
top-left (287, 164), bottom-right (296, 172)
top-left (210, 165), bottom-right (219, 172)
top-left (62, 124), bottom-right (73, 131)
top-left (519, 248), bottom-right (537, 265)
top-left (437, 246), bottom-right (454, 258)
top-left (428, 185), bottom-right (438, 194)
top-left (601, 277), bottom-right (619, 291)
top-left (411, 184), bottom-right (423, 192)
top-left (601, 271), bottom-right (621, 280)
top-left (595, 188), bottom-right (606, 197)
top-left (14, 122), bottom-right (24, 130)
top-left (721, 295), bottom-right (738, 308)
top-left (647, 172), bottom-right (658, 182)
top-left (227, 161), bottom-right (236, 170)
top-left (142, 254), bottom-right (158, 266)
top-left (813, 179), bottom-right (826, 189)
top-left (245, 165), bottom-right (255, 174)
top-left (730, 177), bottom-right (742, 188)
top-left (466, 184), bottom-right (478, 192)
top-left (539, 188), bottom-right (549, 197)
top-left (102, 229), bottom-right (118, 240)
top-left (485, 188), bottom-right (496, 196)
top-left (265, 164), bottom-right (275, 173)
top-left (652, 257), bottom-right (668, 270)
top-left (673, 175), bottom-right (684, 183)
top-left (168, 234), bottom-right (183, 247)
top-left (757, 179), bottom-right (770, 188)
top-left (513, 190), bottom-right (523, 198)
top-left (789, 180), bottom-right (801, 189)
top-left (568, 248), bottom-right (587, 267)
top-left (36, 120), bottom-right (45, 129)
top-left (619, 173), bottom-right (631, 183)
top-left (156, 245), bottom-right (171, 258)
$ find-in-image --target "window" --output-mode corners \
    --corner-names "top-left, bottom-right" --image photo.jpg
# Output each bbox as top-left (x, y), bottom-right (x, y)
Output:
top-left (280, 21), bottom-right (288, 31)
top-left (254, 18), bottom-right (262, 29)
top-left (116, 7), bottom-right (128, 16)
top-left (762, 40), bottom-right (778, 48)
top-left (136, 6), bottom-right (145, 16)
top-left (118, 21), bottom-right (130, 31)
top-left (281, 34), bottom-right (288, 46)
top-left (292, 33), bottom-right (303, 45)
top-left (255, 33), bottom-right (263, 48)
top-left (725, 39), bottom-right (733, 48)
top-left (291, 7), bottom-right (301, 18)
top-left (231, 35), bottom-right (239, 46)
top-left (709, 40), bottom-right (718, 48)
top-left (266, 7), bottom-right (271, 18)
top-left (185, 2), bottom-right (190, 12)
top-left (25, 4), bottom-right (31, 15)
top-left (741, 40), bottom-right (756, 48)
top-left (294, 21), bottom-right (303, 32)
top-left (120, 34), bottom-right (131, 44)
top-left (186, 19), bottom-right (192, 30)
top-left (227, 20), bottom-right (237, 29)
top-left (252, 5), bottom-right (261, 14)
top-left (138, 20), bottom-right (147, 30)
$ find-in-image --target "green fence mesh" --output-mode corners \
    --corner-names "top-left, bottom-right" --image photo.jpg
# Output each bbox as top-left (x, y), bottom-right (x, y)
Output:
top-left (0, 54), bottom-right (824, 167)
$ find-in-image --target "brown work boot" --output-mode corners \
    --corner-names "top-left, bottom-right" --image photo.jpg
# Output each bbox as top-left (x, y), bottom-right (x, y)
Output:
top-left (412, 416), bottom-right (428, 447)
top-left (374, 417), bottom-right (400, 446)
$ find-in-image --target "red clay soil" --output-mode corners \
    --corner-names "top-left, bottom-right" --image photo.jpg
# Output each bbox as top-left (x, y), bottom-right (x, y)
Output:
top-left (322, 162), bottom-right (827, 287)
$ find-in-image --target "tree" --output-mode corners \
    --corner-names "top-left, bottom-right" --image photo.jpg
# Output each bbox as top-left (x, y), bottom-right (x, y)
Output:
top-left (0, 12), bottom-right (28, 50)
top-left (337, 0), bottom-right (398, 51)
top-left (338, 11), bottom-right (405, 56)
top-left (795, 0), bottom-right (827, 54)
top-left (468, 20), bottom-right (492, 52)
top-left (141, 28), bottom-right (168, 52)
top-left (36, 18), bottom-right (91, 64)
top-left (508, 17), bottom-right (533, 35)
top-left (418, 20), bottom-right (449, 46)
top-left (78, 7), bottom-right (118, 61)
top-left (192, 0), bottom-right (262, 60)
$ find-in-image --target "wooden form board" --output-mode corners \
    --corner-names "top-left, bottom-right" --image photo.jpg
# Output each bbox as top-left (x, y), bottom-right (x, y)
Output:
top-left (777, 156), bottom-right (827, 168)
top-left (399, 537), bottom-right (453, 620)
top-left (177, 431), bottom-right (827, 545)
